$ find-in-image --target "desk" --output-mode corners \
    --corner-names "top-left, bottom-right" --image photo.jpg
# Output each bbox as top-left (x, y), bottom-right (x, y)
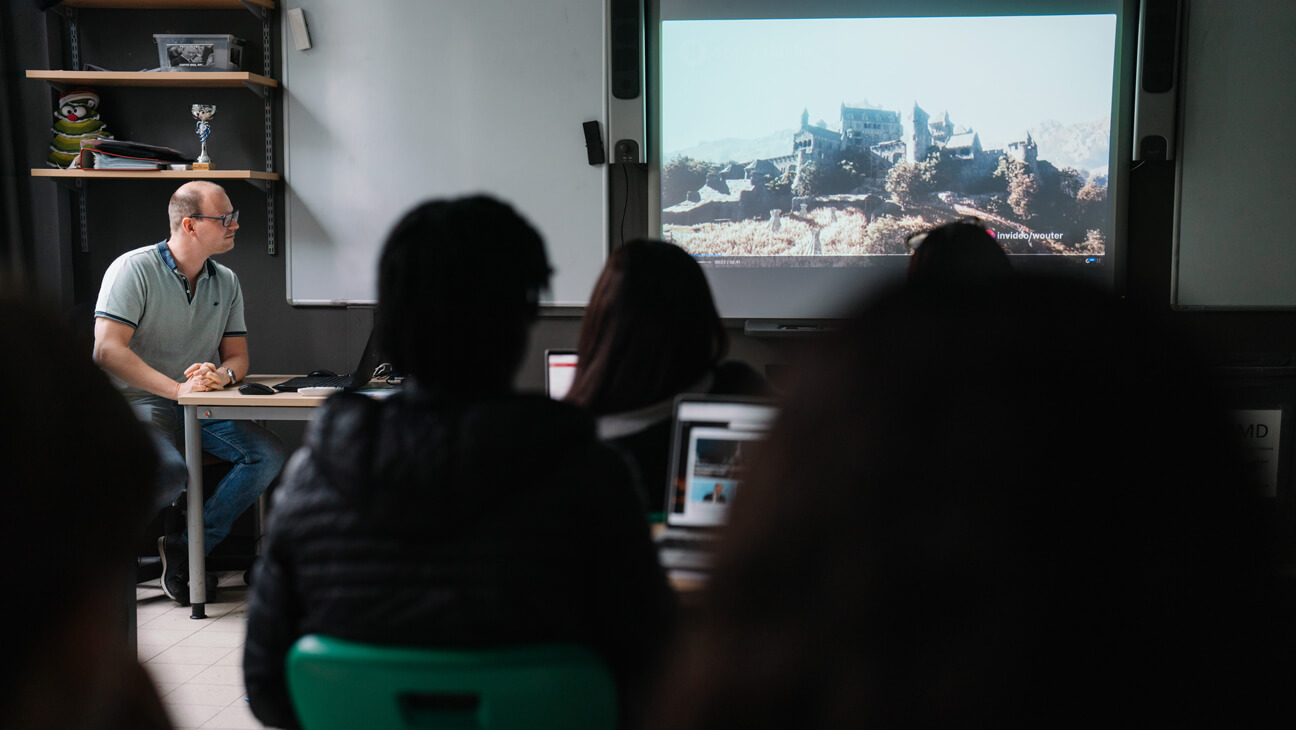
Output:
top-left (177, 375), bottom-right (328, 618)
top-left (179, 379), bottom-right (699, 615)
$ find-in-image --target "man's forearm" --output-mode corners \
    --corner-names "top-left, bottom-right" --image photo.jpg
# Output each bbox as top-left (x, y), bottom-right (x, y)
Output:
top-left (94, 343), bottom-right (181, 400)
top-left (218, 354), bottom-right (250, 384)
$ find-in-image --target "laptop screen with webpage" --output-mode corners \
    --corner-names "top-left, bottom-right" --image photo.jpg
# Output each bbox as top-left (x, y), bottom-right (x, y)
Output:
top-left (665, 395), bottom-right (779, 528)
top-left (545, 349), bottom-right (578, 399)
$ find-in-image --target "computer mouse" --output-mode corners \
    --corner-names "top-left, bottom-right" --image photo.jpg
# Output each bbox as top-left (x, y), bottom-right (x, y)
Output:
top-left (238, 382), bottom-right (277, 396)
top-left (308, 369), bottom-right (337, 377)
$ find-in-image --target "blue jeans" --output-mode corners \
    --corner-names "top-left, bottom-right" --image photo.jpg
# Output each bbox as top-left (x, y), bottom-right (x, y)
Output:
top-left (132, 395), bottom-right (287, 554)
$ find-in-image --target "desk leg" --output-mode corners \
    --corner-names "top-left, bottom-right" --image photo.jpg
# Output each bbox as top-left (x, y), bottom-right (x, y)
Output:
top-left (183, 404), bottom-right (207, 619)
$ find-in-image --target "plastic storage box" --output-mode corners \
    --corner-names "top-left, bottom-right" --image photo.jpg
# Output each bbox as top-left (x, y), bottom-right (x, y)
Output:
top-left (155, 34), bottom-right (245, 72)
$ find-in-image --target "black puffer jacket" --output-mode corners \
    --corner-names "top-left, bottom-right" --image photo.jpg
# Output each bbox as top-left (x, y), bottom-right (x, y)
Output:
top-left (244, 387), bottom-right (675, 730)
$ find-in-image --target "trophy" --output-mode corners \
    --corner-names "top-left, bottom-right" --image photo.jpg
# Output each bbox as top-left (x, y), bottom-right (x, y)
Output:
top-left (191, 104), bottom-right (216, 170)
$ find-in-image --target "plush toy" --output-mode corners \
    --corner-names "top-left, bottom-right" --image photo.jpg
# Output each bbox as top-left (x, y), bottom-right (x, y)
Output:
top-left (47, 87), bottom-right (113, 168)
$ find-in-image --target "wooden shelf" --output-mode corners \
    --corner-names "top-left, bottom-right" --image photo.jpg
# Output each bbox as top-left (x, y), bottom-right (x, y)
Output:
top-left (59, 0), bottom-right (275, 9)
top-left (27, 70), bottom-right (277, 89)
top-left (40, 0), bottom-right (281, 253)
top-left (33, 168), bottom-right (279, 181)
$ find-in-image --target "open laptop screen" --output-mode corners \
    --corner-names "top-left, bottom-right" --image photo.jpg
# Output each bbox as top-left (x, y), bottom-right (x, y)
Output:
top-left (665, 396), bottom-right (779, 528)
top-left (273, 329), bottom-right (388, 392)
top-left (545, 349), bottom-right (578, 400)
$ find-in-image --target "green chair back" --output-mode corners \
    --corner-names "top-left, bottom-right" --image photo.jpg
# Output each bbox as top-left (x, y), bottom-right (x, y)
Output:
top-left (286, 635), bottom-right (618, 730)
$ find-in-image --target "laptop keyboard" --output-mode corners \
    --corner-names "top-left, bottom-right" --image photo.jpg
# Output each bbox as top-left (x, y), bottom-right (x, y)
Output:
top-left (659, 547), bottom-right (714, 571)
top-left (655, 530), bottom-right (716, 571)
top-left (273, 374), bottom-right (351, 391)
top-left (656, 535), bottom-right (714, 550)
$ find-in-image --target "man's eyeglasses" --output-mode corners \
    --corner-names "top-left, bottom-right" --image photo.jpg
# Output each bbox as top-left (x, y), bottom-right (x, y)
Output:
top-left (190, 210), bottom-right (239, 228)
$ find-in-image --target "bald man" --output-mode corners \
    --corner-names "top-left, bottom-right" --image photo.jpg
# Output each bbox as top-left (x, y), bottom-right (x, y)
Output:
top-left (93, 181), bottom-right (285, 605)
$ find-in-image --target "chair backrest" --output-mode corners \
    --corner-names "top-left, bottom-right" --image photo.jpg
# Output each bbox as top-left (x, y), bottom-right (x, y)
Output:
top-left (286, 635), bottom-right (619, 730)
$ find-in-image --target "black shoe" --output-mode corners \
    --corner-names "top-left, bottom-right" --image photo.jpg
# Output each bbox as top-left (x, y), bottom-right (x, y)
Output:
top-left (158, 534), bottom-right (189, 606)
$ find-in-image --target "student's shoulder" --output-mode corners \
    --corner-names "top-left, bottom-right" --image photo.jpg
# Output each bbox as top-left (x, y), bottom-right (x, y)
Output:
top-left (461, 392), bottom-right (598, 437)
top-left (713, 359), bottom-right (772, 396)
top-left (488, 395), bottom-right (627, 471)
top-left (303, 391), bottom-right (385, 449)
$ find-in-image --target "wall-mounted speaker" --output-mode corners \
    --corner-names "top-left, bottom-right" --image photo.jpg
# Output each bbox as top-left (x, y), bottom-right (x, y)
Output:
top-left (607, 0), bottom-right (645, 163)
top-left (610, 0), bottom-right (641, 99)
top-left (583, 120), bottom-right (606, 165)
top-left (1133, 0), bottom-right (1182, 160)
top-left (287, 7), bottom-right (313, 51)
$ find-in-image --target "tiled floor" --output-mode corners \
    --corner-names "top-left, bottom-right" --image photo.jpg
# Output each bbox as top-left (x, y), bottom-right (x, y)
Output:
top-left (136, 572), bottom-right (272, 730)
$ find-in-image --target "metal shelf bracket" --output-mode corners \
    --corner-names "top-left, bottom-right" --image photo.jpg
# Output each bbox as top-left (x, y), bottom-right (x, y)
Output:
top-left (238, 0), bottom-right (267, 21)
top-left (241, 177), bottom-right (273, 193)
top-left (240, 80), bottom-right (271, 99)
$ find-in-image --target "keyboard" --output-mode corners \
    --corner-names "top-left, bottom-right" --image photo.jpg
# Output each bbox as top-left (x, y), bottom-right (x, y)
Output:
top-left (272, 374), bottom-right (352, 392)
top-left (655, 530), bottom-right (717, 571)
top-left (656, 534), bottom-right (714, 550)
top-left (658, 547), bottom-right (714, 571)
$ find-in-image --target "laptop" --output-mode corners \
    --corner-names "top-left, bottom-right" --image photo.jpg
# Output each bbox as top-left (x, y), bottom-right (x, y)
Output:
top-left (655, 394), bottom-right (779, 574)
top-left (544, 349), bottom-right (578, 400)
top-left (273, 330), bottom-right (392, 392)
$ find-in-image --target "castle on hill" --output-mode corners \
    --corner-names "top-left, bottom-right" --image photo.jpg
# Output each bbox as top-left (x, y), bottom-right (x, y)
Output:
top-left (664, 101), bottom-right (1039, 225)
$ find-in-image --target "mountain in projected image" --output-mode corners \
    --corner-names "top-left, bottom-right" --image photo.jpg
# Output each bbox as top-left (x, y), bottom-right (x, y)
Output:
top-left (666, 128), bottom-right (798, 171)
top-left (1030, 118), bottom-right (1112, 177)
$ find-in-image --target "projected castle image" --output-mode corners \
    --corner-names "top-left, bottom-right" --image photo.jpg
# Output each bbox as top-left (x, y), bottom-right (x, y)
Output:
top-left (662, 101), bottom-right (1108, 261)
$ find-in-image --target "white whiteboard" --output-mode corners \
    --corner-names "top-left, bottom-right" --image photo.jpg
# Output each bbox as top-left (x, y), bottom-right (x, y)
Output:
top-left (282, 0), bottom-right (609, 306)
top-left (1172, 0), bottom-right (1296, 309)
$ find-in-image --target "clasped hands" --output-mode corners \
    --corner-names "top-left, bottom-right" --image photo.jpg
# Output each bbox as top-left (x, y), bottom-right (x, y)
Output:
top-left (178, 362), bottom-right (232, 395)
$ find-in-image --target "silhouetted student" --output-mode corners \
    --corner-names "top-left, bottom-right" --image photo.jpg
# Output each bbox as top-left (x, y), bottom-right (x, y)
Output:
top-left (649, 275), bottom-right (1291, 729)
top-left (565, 239), bottom-right (769, 512)
top-left (244, 196), bottom-right (674, 730)
top-left (906, 217), bottom-right (1012, 285)
top-left (1, 294), bottom-right (172, 729)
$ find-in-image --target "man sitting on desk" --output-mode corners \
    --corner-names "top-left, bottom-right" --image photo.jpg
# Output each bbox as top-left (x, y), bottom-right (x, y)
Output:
top-left (92, 180), bottom-right (286, 605)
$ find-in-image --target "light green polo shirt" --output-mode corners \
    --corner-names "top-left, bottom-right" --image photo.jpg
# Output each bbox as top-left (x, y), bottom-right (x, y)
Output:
top-left (95, 241), bottom-right (247, 400)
